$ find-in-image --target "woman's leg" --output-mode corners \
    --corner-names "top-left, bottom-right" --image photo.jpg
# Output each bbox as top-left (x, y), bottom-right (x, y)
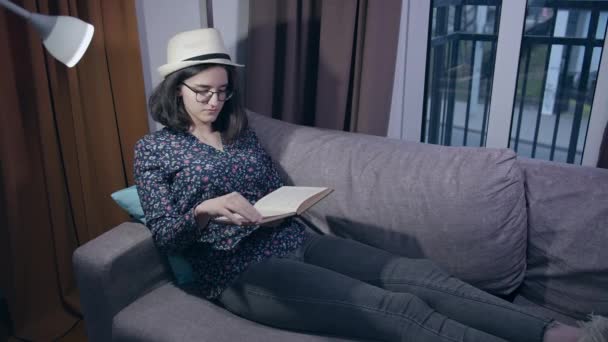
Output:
top-left (297, 234), bottom-right (552, 342)
top-left (218, 257), bottom-right (507, 342)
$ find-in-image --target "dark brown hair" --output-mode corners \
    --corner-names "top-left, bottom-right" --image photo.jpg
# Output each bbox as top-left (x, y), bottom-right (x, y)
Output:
top-left (148, 63), bottom-right (247, 143)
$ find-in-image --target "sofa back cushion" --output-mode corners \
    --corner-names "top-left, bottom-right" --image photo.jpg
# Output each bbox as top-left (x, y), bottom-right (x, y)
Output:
top-left (518, 158), bottom-right (608, 319)
top-left (248, 111), bottom-right (527, 295)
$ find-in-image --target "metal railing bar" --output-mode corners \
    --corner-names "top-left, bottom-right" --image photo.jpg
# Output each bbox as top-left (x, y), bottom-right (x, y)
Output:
top-left (481, 5), bottom-right (501, 146)
top-left (440, 43), bottom-right (449, 144)
top-left (527, 0), bottom-right (608, 11)
top-left (434, 0), bottom-right (502, 8)
top-left (514, 44), bottom-right (532, 152)
top-left (431, 33), bottom-right (498, 46)
top-left (453, 126), bottom-right (584, 154)
top-left (428, 5), bottom-right (449, 143)
top-left (480, 40), bottom-right (496, 146)
top-left (464, 40), bottom-right (477, 146)
top-left (568, 10), bottom-right (600, 162)
top-left (444, 5), bottom-right (464, 146)
top-left (523, 35), bottom-right (604, 47)
top-left (550, 44), bottom-right (571, 161)
top-left (531, 11), bottom-right (557, 157)
top-left (531, 45), bottom-right (553, 157)
top-left (431, 36), bottom-right (604, 49)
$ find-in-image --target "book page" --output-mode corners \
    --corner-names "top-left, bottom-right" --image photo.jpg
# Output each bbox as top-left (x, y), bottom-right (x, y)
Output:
top-left (256, 207), bottom-right (287, 217)
top-left (213, 211), bottom-right (292, 224)
top-left (297, 188), bottom-right (333, 214)
top-left (213, 186), bottom-right (332, 224)
top-left (254, 186), bottom-right (329, 214)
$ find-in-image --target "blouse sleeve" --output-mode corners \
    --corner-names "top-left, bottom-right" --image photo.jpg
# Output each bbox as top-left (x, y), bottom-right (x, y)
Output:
top-left (134, 139), bottom-right (206, 253)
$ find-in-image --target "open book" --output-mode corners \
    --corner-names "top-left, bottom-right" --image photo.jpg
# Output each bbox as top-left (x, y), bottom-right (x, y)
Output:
top-left (214, 186), bottom-right (333, 225)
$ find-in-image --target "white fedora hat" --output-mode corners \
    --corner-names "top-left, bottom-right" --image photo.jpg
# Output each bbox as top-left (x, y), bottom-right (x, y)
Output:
top-left (158, 28), bottom-right (243, 78)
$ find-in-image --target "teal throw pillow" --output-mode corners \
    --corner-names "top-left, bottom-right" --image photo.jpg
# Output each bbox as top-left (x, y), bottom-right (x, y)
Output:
top-left (110, 186), bottom-right (146, 222)
top-left (111, 185), bottom-right (195, 285)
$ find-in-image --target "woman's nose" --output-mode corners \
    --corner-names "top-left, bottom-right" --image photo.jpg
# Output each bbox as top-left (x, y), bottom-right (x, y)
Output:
top-left (208, 93), bottom-right (219, 107)
top-left (207, 94), bottom-right (219, 108)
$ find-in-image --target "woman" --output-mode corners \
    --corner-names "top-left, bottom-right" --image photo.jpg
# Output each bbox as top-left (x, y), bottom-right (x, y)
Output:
top-left (134, 28), bottom-right (605, 342)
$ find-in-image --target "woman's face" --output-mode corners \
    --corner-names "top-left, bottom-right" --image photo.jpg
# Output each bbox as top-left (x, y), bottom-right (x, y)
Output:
top-left (179, 66), bottom-right (229, 129)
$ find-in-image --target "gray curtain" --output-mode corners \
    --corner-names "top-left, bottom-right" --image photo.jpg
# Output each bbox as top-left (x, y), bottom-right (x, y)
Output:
top-left (244, 0), bottom-right (402, 136)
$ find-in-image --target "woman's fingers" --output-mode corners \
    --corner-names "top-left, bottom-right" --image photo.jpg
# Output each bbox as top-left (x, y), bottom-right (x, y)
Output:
top-left (238, 199), bottom-right (263, 222)
top-left (219, 208), bottom-right (246, 226)
top-left (225, 192), bottom-right (262, 223)
top-left (225, 201), bottom-right (261, 223)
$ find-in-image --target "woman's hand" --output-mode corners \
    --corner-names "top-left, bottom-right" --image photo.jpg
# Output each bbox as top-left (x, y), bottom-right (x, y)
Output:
top-left (195, 192), bottom-right (263, 226)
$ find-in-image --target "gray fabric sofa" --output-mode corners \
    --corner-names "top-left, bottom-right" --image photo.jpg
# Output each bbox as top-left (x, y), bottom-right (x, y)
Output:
top-left (73, 111), bottom-right (608, 342)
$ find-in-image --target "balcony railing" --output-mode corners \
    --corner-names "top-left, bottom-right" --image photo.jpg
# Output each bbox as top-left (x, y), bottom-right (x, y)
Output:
top-left (423, 0), bottom-right (608, 165)
top-left (424, 0), bottom-right (501, 147)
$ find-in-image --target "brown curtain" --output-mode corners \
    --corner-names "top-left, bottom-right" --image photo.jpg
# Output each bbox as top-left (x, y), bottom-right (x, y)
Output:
top-left (0, 0), bottom-right (149, 340)
top-left (245, 0), bottom-right (402, 136)
top-left (599, 123), bottom-right (608, 169)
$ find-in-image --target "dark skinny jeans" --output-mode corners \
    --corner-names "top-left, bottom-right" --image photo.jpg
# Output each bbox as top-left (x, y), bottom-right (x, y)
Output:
top-left (217, 233), bottom-right (552, 342)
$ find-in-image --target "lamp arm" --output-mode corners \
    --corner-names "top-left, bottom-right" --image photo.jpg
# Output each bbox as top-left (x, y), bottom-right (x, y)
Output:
top-left (0, 0), bottom-right (31, 20)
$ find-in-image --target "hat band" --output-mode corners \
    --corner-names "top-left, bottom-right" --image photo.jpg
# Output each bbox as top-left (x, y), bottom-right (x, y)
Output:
top-left (183, 53), bottom-right (231, 62)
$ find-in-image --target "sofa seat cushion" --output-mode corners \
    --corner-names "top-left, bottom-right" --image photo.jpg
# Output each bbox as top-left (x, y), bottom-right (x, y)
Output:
top-left (112, 282), bottom-right (359, 342)
top-left (248, 111), bottom-right (527, 296)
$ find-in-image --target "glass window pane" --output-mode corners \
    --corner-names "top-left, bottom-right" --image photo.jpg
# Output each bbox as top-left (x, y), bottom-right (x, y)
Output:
top-left (509, 1), bottom-right (608, 165)
top-left (557, 9), bottom-right (591, 38)
top-left (461, 5), bottom-right (500, 34)
top-left (597, 12), bottom-right (608, 39)
top-left (525, 7), bottom-right (555, 36)
top-left (423, 1), bottom-right (501, 147)
top-left (525, 8), bottom-right (593, 38)
top-left (431, 7), bottom-right (438, 38)
top-left (448, 6), bottom-right (456, 34)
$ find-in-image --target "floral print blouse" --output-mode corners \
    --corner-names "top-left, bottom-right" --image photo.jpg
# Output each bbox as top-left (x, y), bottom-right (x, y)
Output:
top-left (133, 126), bottom-right (305, 299)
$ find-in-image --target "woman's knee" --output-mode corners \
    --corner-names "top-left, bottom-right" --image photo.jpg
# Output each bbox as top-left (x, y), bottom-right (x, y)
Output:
top-left (383, 257), bottom-right (453, 282)
top-left (414, 258), bottom-right (446, 272)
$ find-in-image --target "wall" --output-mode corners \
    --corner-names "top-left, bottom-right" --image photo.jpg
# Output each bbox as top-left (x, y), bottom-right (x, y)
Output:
top-left (134, 0), bottom-right (209, 132)
top-left (211, 0), bottom-right (249, 65)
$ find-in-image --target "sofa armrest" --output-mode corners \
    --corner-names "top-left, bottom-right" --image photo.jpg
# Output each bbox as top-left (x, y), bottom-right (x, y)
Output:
top-left (73, 222), bottom-right (170, 342)
top-left (517, 157), bottom-right (608, 318)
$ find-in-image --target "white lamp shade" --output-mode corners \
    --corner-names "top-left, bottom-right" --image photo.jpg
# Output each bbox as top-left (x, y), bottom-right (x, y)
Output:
top-left (41, 15), bottom-right (94, 67)
top-left (0, 0), bottom-right (94, 67)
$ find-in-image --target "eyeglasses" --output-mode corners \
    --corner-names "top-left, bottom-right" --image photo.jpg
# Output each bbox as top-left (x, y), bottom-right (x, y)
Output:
top-left (181, 82), bottom-right (234, 103)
